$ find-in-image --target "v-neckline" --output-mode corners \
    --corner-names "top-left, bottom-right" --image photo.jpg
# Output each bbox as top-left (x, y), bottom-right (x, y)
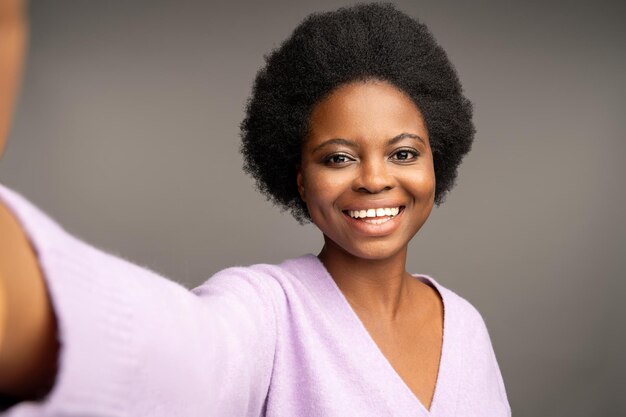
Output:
top-left (305, 254), bottom-right (458, 416)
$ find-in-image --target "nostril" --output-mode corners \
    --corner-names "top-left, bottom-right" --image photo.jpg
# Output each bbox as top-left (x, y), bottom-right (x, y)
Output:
top-left (356, 185), bottom-right (393, 194)
top-left (353, 168), bottom-right (395, 194)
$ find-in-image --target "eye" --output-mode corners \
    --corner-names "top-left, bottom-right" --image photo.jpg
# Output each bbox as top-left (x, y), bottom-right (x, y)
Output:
top-left (324, 153), bottom-right (355, 166)
top-left (390, 148), bottom-right (419, 162)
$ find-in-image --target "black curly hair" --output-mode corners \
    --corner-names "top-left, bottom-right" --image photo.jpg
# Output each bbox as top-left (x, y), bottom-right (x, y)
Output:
top-left (241, 2), bottom-right (474, 223)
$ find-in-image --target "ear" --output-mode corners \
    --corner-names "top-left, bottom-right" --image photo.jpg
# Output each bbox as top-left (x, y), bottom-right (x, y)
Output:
top-left (296, 165), bottom-right (306, 202)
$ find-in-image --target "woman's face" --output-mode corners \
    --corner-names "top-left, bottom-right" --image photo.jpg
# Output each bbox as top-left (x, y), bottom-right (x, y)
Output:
top-left (298, 80), bottom-right (435, 261)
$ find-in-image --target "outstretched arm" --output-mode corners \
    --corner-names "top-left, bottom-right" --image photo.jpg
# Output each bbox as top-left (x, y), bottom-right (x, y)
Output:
top-left (0, 201), bottom-right (58, 400)
top-left (2, 3), bottom-right (276, 412)
top-left (0, 0), bottom-right (54, 402)
top-left (0, 185), bottom-right (276, 416)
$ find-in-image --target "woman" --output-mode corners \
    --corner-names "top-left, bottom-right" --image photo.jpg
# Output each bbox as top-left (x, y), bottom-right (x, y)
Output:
top-left (0, 2), bottom-right (510, 416)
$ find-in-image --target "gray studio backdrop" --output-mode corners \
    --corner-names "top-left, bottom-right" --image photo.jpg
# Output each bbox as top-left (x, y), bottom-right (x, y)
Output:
top-left (1, 0), bottom-right (624, 415)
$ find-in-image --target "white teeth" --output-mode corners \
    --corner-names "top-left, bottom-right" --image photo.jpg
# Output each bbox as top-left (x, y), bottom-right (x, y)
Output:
top-left (347, 207), bottom-right (402, 220)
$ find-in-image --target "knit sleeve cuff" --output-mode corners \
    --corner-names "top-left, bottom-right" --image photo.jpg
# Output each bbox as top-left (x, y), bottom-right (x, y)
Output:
top-left (0, 185), bottom-right (136, 417)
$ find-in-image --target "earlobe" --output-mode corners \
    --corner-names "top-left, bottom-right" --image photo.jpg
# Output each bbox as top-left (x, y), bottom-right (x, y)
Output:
top-left (296, 168), bottom-right (306, 202)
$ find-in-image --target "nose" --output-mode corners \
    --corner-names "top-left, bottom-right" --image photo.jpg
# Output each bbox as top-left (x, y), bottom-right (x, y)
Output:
top-left (352, 158), bottom-right (395, 194)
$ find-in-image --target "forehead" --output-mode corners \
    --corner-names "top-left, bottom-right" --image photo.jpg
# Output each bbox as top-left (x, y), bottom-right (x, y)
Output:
top-left (306, 80), bottom-right (429, 144)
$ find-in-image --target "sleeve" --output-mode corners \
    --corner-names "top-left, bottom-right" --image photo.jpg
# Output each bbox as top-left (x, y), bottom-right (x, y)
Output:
top-left (0, 184), bottom-right (276, 417)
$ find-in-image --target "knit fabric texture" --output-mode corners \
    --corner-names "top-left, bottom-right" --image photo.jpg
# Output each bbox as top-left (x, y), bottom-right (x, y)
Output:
top-left (0, 184), bottom-right (510, 417)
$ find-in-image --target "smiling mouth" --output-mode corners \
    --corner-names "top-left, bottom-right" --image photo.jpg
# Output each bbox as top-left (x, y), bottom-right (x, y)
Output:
top-left (342, 206), bottom-right (405, 225)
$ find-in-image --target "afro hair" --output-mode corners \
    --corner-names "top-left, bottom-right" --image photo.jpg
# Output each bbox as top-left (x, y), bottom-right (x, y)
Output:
top-left (240, 2), bottom-right (474, 223)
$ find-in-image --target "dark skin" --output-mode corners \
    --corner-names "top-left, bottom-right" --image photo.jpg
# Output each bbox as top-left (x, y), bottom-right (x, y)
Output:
top-left (0, 2), bottom-right (442, 407)
top-left (0, 0), bottom-right (59, 400)
top-left (298, 80), bottom-right (444, 409)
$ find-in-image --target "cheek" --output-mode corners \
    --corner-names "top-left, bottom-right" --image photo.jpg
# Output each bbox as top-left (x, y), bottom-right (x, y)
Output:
top-left (302, 169), bottom-right (350, 218)
top-left (403, 168), bottom-right (436, 202)
top-left (417, 157), bottom-right (436, 199)
top-left (421, 172), bottom-right (437, 200)
top-left (303, 169), bottom-right (346, 201)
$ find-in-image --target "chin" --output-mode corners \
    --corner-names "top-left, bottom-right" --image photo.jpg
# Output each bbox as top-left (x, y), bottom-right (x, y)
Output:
top-left (353, 246), bottom-right (405, 262)
top-left (327, 235), bottom-right (409, 263)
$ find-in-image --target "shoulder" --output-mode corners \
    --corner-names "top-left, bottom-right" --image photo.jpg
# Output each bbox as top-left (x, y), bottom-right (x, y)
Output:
top-left (419, 275), bottom-right (511, 412)
top-left (192, 254), bottom-right (319, 309)
top-left (196, 254), bottom-right (313, 288)
top-left (414, 274), bottom-right (490, 340)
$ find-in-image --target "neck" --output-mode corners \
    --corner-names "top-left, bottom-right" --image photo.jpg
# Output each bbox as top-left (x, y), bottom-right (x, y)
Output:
top-left (318, 238), bottom-right (412, 321)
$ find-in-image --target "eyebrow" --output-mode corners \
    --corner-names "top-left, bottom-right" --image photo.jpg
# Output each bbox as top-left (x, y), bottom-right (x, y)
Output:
top-left (389, 133), bottom-right (425, 146)
top-left (311, 132), bottom-right (425, 153)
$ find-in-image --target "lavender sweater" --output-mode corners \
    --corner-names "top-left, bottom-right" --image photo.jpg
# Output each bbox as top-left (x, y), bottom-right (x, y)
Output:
top-left (0, 184), bottom-right (510, 417)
